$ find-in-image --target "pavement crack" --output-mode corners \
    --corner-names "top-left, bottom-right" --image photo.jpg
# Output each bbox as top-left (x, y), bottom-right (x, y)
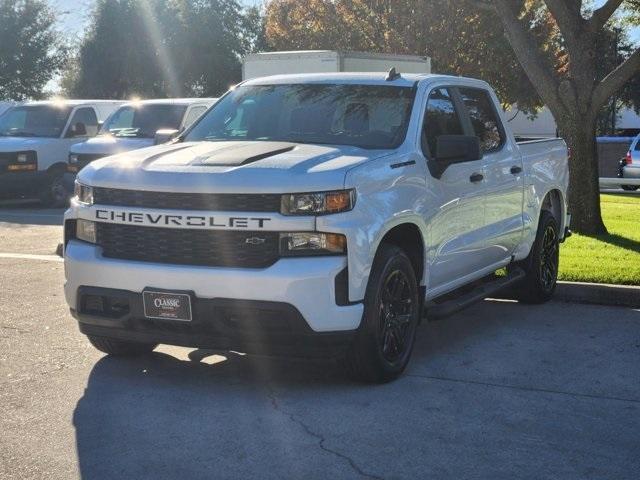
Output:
top-left (0, 324), bottom-right (30, 334)
top-left (406, 373), bottom-right (640, 404)
top-left (267, 386), bottom-right (385, 480)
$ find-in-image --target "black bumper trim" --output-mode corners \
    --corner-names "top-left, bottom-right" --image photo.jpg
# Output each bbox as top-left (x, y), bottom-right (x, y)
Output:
top-left (73, 286), bottom-right (356, 357)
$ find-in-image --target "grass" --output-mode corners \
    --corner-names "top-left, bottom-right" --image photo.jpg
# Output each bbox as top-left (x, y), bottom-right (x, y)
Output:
top-left (559, 194), bottom-right (640, 285)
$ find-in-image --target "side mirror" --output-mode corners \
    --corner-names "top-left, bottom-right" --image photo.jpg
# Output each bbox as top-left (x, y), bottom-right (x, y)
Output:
top-left (154, 129), bottom-right (180, 145)
top-left (68, 122), bottom-right (87, 137)
top-left (428, 135), bottom-right (482, 178)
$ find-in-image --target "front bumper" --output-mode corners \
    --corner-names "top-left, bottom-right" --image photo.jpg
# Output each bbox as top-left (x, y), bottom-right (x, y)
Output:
top-left (64, 240), bottom-right (363, 343)
top-left (0, 170), bottom-right (45, 199)
top-left (73, 287), bottom-right (356, 357)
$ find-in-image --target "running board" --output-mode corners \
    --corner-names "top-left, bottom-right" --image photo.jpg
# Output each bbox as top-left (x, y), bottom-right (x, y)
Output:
top-left (425, 267), bottom-right (525, 320)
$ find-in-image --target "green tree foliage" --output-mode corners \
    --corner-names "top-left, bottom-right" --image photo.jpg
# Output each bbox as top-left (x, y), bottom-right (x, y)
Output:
top-left (69, 0), bottom-right (253, 99)
top-left (0, 0), bottom-right (67, 100)
top-left (263, 0), bottom-right (542, 113)
top-left (171, 0), bottom-right (255, 96)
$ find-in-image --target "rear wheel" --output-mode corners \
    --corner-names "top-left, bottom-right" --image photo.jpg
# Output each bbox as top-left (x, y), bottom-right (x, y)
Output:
top-left (621, 184), bottom-right (639, 191)
top-left (345, 244), bottom-right (420, 383)
top-left (512, 210), bottom-right (559, 304)
top-left (87, 335), bottom-right (157, 356)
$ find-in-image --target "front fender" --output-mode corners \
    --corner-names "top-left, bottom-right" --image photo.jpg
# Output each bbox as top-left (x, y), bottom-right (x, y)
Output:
top-left (318, 152), bottom-right (429, 302)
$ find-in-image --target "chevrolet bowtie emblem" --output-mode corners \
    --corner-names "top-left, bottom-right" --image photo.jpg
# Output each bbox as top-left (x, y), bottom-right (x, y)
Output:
top-left (245, 237), bottom-right (266, 245)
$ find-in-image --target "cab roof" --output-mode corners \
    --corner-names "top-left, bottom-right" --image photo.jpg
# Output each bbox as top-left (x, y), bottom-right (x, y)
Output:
top-left (242, 72), bottom-right (467, 88)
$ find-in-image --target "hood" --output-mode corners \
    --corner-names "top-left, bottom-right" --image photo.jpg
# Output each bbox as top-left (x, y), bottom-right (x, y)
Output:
top-left (71, 135), bottom-right (154, 156)
top-left (0, 136), bottom-right (56, 152)
top-left (78, 140), bottom-right (393, 193)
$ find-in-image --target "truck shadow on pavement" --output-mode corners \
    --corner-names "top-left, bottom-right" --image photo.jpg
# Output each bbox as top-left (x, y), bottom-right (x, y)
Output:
top-left (72, 349), bottom-right (355, 480)
top-left (70, 310), bottom-right (507, 480)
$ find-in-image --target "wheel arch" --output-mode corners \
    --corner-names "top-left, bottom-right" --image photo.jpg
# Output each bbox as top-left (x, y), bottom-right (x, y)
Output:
top-left (46, 161), bottom-right (68, 175)
top-left (540, 188), bottom-right (566, 233)
top-left (375, 222), bottom-right (425, 286)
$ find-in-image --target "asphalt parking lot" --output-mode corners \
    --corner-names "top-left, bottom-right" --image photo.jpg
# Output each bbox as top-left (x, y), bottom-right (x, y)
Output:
top-left (1, 207), bottom-right (639, 480)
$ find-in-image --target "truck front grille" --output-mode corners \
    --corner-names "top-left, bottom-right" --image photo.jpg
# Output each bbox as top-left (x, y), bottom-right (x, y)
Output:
top-left (93, 187), bottom-right (282, 212)
top-left (96, 223), bottom-right (280, 268)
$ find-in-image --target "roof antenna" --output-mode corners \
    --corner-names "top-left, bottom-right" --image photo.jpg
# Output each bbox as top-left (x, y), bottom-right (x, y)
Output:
top-left (386, 67), bottom-right (401, 81)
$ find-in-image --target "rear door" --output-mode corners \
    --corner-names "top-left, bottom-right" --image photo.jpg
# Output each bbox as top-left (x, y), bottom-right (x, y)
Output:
top-left (457, 87), bottom-right (524, 263)
top-left (420, 87), bottom-right (488, 290)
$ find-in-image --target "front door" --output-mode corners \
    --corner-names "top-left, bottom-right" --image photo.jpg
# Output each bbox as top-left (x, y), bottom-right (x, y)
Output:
top-left (419, 87), bottom-right (488, 291)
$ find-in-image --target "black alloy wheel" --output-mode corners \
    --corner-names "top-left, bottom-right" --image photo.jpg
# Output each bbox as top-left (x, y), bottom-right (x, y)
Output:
top-left (378, 269), bottom-right (415, 363)
top-left (539, 224), bottom-right (559, 292)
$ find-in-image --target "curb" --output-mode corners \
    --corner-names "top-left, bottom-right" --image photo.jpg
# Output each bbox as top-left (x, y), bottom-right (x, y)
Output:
top-left (555, 281), bottom-right (640, 308)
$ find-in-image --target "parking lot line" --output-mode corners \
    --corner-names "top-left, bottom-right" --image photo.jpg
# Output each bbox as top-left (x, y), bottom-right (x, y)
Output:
top-left (0, 252), bottom-right (63, 262)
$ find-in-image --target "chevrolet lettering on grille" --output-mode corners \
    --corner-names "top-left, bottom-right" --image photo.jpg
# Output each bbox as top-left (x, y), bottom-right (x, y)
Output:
top-left (94, 209), bottom-right (272, 229)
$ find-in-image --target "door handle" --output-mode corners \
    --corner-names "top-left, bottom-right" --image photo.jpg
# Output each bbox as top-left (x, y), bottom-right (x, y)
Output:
top-left (510, 166), bottom-right (522, 175)
top-left (470, 173), bottom-right (484, 183)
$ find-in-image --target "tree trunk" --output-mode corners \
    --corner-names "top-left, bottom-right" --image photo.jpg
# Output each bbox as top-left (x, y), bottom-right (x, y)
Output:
top-left (557, 115), bottom-right (608, 235)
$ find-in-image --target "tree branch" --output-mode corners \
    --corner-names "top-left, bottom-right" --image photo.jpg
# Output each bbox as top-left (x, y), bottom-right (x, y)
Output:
top-left (544, 0), bottom-right (584, 50)
top-left (588, 0), bottom-right (624, 30)
top-left (592, 47), bottom-right (640, 111)
top-left (490, 0), bottom-right (564, 113)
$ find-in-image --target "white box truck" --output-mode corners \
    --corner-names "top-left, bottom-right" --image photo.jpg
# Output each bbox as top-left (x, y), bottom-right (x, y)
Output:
top-left (242, 50), bottom-right (431, 80)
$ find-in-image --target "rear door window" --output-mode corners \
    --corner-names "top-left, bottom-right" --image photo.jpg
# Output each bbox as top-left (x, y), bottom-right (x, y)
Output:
top-left (421, 88), bottom-right (465, 158)
top-left (458, 88), bottom-right (505, 153)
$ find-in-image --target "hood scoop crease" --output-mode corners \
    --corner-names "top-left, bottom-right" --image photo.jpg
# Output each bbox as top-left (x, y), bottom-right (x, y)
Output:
top-left (198, 142), bottom-right (297, 167)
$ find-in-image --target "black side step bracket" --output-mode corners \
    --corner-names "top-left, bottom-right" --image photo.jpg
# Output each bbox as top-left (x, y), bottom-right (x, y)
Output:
top-left (425, 267), bottom-right (525, 320)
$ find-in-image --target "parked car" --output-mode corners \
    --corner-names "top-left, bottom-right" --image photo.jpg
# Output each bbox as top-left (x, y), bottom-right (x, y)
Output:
top-left (0, 100), bottom-right (122, 206)
top-left (64, 73), bottom-right (570, 383)
top-left (66, 98), bottom-right (217, 176)
top-left (618, 133), bottom-right (640, 191)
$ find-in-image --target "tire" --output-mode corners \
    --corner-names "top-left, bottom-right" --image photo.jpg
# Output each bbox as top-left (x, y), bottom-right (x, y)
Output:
top-left (621, 185), bottom-right (639, 191)
top-left (39, 170), bottom-right (69, 208)
top-left (87, 335), bottom-right (157, 356)
top-left (512, 210), bottom-right (560, 304)
top-left (345, 244), bottom-right (421, 383)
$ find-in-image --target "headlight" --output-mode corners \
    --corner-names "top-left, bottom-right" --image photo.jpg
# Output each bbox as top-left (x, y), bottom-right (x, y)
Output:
top-left (279, 232), bottom-right (346, 256)
top-left (17, 153), bottom-right (28, 163)
top-left (69, 154), bottom-right (79, 164)
top-left (76, 220), bottom-right (96, 243)
top-left (281, 189), bottom-right (355, 215)
top-left (74, 181), bottom-right (93, 205)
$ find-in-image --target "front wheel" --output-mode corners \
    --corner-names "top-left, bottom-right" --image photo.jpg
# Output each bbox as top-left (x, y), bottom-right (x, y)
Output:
top-left (345, 244), bottom-right (420, 383)
top-left (39, 171), bottom-right (70, 208)
top-left (512, 210), bottom-right (560, 304)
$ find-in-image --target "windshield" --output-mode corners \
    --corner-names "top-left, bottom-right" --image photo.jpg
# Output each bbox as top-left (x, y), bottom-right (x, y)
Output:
top-left (185, 84), bottom-right (416, 150)
top-left (0, 105), bottom-right (71, 138)
top-left (102, 104), bottom-right (187, 138)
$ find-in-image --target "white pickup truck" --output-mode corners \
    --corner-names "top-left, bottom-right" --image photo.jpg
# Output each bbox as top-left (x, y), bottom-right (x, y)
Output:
top-left (0, 100), bottom-right (122, 206)
top-left (64, 73), bottom-right (570, 383)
